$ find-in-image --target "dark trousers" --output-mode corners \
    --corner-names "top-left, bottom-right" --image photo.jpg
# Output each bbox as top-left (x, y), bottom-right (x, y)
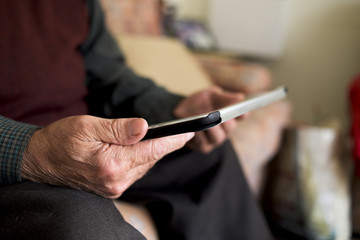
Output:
top-left (0, 141), bottom-right (272, 240)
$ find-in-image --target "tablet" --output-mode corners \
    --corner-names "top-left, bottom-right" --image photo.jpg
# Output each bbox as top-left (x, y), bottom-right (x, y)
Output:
top-left (143, 86), bottom-right (287, 140)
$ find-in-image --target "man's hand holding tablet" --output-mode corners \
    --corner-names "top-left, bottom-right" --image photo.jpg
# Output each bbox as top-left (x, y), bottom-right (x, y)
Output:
top-left (143, 86), bottom-right (287, 153)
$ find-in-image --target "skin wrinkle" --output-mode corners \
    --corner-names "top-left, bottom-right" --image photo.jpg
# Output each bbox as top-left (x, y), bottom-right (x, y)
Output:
top-left (98, 118), bottom-right (186, 197)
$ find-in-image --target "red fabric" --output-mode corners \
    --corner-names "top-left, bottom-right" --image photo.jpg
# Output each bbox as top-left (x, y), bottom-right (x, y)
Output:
top-left (0, 0), bottom-right (89, 126)
top-left (349, 73), bottom-right (360, 177)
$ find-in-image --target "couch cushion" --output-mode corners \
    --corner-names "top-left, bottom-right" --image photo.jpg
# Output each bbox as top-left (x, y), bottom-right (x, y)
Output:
top-left (115, 35), bottom-right (212, 96)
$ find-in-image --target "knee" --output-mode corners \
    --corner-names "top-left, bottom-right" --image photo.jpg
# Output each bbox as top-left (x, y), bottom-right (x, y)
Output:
top-left (43, 186), bottom-right (126, 239)
top-left (1, 182), bottom-right (134, 240)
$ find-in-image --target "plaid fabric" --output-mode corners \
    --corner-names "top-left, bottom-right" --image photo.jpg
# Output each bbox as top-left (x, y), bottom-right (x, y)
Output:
top-left (0, 116), bottom-right (40, 184)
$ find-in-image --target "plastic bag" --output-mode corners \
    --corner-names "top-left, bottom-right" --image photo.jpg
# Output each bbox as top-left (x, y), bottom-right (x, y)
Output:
top-left (262, 125), bottom-right (351, 240)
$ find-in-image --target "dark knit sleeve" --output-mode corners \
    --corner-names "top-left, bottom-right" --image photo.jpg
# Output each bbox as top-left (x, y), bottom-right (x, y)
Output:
top-left (0, 116), bottom-right (41, 184)
top-left (81, 0), bottom-right (184, 125)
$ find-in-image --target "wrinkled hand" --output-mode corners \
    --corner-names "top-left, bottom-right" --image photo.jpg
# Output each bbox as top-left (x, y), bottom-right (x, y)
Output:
top-left (174, 86), bottom-right (245, 154)
top-left (21, 115), bottom-right (194, 199)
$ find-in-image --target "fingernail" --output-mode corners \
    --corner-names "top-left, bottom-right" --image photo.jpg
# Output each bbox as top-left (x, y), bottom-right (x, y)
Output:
top-left (186, 132), bottom-right (195, 141)
top-left (128, 119), bottom-right (145, 137)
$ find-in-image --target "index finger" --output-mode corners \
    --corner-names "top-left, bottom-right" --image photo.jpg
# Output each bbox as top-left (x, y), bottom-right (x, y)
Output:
top-left (212, 90), bottom-right (245, 109)
top-left (126, 132), bottom-right (195, 167)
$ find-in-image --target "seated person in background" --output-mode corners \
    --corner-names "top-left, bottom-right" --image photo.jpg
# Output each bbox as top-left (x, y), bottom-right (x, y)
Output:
top-left (0, 0), bottom-right (272, 239)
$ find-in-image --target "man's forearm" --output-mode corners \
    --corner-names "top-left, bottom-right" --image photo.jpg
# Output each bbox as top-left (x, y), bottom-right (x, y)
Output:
top-left (82, 0), bottom-right (184, 125)
top-left (0, 116), bottom-right (40, 184)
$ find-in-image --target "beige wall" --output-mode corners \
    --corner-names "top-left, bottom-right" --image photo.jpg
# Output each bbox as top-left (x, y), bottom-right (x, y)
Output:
top-left (172, 0), bottom-right (360, 130)
top-left (263, 0), bottom-right (360, 130)
top-left (167, 0), bottom-right (208, 20)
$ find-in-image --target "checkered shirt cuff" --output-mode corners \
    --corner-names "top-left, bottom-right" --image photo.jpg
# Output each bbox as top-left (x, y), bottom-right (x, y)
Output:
top-left (0, 116), bottom-right (41, 184)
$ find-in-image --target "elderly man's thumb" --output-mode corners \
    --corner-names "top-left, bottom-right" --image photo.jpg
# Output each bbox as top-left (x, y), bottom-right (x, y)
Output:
top-left (92, 117), bottom-right (148, 146)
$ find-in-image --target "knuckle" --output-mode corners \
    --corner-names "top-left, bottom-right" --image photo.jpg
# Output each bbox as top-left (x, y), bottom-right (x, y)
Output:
top-left (109, 119), bottom-right (122, 141)
top-left (97, 163), bottom-right (118, 183)
top-left (210, 128), bottom-right (226, 145)
top-left (104, 183), bottom-right (126, 199)
top-left (223, 121), bottom-right (236, 132)
top-left (73, 115), bottom-right (90, 130)
top-left (201, 145), bottom-right (212, 154)
top-left (214, 135), bottom-right (226, 146)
